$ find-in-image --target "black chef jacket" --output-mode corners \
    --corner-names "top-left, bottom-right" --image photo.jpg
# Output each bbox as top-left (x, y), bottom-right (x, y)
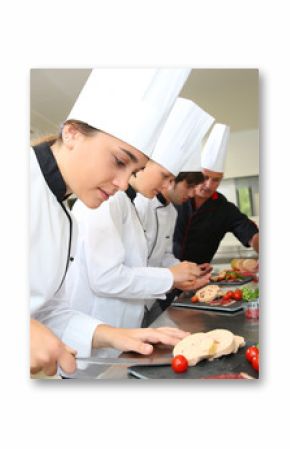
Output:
top-left (173, 192), bottom-right (259, 264)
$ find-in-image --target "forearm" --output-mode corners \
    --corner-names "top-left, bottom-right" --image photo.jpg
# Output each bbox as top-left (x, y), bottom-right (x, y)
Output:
top-left (92, 324), bottom-right (116, 350)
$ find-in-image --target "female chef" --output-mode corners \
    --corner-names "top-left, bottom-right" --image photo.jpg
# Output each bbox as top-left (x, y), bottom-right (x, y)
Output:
top-left (65, 97), bottom-right (211, 359)
top-left (30, 68), bottom-right (191, 376)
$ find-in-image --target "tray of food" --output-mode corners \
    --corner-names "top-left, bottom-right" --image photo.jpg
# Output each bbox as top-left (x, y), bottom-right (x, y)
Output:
top-left (172, 285), bottom-right (244, 313)
top-left (209, 269), bottom-right (253, 286)
top-left (128, 330), bottom-right (259, 379)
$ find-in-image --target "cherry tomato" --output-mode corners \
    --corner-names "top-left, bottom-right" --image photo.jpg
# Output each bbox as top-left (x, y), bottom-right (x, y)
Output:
top-left (245, 345), bottom-right (259, 362)
top-left (171, 355), bottom-right (189, 373)
top-left (191, 295), bottom-right (199, 303)
top-left (251, 355), bottom-right (259, 372)
top-left (224, 291), bottom-right (234, 300)
top-left (233, 289), bottom-right (242, 300)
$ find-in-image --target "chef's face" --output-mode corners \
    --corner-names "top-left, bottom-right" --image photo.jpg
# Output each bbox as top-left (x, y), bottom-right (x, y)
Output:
top-left (132, 160), bottom-right (175, 199)
top-left (167, 180), bottom-right (196, 205)
top-left (63, 126), bottom-right (148, 208)
top-left (194, 168), bottom-right (223, 199)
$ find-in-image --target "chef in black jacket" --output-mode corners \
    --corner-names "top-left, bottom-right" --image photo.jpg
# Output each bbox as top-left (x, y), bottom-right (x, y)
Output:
top-left (173, 123), bottom-right (259, 264)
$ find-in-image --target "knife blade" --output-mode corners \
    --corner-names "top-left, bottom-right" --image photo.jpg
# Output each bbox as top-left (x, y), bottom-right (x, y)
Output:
top-left (76, 356), bottom-right (172, 366)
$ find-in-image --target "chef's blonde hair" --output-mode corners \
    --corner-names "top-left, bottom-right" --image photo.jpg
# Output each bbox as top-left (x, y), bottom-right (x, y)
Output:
top-left (31, 120), bottom-right (100, 146)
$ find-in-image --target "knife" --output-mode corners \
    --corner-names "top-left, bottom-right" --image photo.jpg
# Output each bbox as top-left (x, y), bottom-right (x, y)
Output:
top-left (76, 356), bottom-right (172, 366)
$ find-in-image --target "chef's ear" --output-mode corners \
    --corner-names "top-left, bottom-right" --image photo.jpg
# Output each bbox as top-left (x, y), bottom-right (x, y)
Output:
top-left (62, 123), bottom-right (79, 149)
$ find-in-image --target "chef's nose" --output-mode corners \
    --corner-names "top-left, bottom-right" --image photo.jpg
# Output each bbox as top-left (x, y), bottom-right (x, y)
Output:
top-left (204, 177), bottom-right (213, 188)
top-left (113, 173), bottom-right (129, 191)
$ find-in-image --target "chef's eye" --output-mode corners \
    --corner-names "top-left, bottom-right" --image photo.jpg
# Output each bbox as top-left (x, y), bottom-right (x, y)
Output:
top-left (114, 156), bottom-right (126, 168)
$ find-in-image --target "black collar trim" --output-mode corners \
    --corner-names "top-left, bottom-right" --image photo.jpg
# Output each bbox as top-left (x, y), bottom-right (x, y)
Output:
top-left (33, 142), bottom-right (68, 202)
top-left (125, 185), bottom-right (137, 202)
top-left (156, 193), bottom-right (168, 206)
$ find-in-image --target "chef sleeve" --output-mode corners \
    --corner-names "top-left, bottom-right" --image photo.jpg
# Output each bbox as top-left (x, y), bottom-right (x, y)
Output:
top-left (226, 202), bottom-right (259, 247)
top-left (82, 198), bottom-right (174, 299)
top-left (161, 245), bottom-right (181, 268)
top-left (31, 289), bottom-right (103, 358)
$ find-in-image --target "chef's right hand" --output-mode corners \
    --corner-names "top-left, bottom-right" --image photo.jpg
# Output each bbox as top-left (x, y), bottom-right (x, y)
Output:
top-left (30, 319), bottom-right (77, 376)
top-left (169, 261), bottom-right (200, 285)
top-left (198, 263), bottom-right (213, 275)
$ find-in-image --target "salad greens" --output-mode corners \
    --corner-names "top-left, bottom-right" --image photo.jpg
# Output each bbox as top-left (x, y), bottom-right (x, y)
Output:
top-left (241, 287), bottom-right (259, 301)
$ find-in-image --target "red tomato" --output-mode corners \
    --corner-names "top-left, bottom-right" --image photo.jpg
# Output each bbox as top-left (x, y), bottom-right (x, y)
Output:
top-left (171, 355), bottom-right (189, 373)
top-left (245, 346), bottom-right (259, 362)
top-left (251, 355), bottom-right (259, 372)
top-left (233, 289), bottom-right (242, 300)
top-left (224, 291), bottom-right (234, 300)
top-left (191, 296), bottom-right (199, 303)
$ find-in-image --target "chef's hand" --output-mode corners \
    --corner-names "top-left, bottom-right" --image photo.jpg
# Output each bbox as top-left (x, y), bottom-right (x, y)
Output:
top-left (30, 319), bottom-right (77, 376)
top-left (198, 263), bottom-right (213, 275)
top-left (175, 272), bottom-right (211, 291)
top-left (170, 261), bottom-right (200, 285)
top-left (92, 325), bottom-right (190, 355)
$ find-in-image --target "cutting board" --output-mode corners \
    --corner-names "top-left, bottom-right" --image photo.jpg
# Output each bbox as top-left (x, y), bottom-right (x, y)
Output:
top-left (127, 343), bottom-right (259, 379)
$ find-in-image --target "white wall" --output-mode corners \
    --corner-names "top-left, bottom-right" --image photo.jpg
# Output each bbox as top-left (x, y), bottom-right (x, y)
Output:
top-left (218, 179), bottom-right (237, 204)
top-left (224, 129), bottom-right (259, 179)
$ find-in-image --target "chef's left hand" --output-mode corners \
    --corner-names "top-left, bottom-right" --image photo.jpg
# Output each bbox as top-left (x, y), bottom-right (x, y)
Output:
top-left (92, 325), bottom-right (190, 355)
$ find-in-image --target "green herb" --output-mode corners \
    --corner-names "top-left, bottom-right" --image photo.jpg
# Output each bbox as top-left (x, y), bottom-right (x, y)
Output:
top-left (241, 287), bottom-right (259, 301)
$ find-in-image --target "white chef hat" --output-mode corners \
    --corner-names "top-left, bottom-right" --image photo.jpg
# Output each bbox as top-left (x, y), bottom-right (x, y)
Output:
top-left (201, 123), bottom-right (230, 172)
top-left (66, 68), bottom-right (191, 158)
top-left (181, 144), bottom-right (203, 172)
top-left (180, 111), bottom-right (215, 172)
top-left (151, 98), bottom-right (214, 176)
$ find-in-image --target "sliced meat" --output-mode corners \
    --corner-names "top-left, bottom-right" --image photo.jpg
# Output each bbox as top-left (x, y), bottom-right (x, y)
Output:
top-left (173, 332), bottom-right (216, 366)
top-left (195, 285), bottom-right (221, 303)
top-left (201, 372), bottom-right (254, 379)
top-left (206, 329), bottom-right (236, 359)
top-left (233, 335), bottom-right (246, 353)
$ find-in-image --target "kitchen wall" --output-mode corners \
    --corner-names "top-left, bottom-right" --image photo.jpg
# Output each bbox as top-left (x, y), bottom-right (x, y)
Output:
top-left (224, 129), bottom-right (259, 179)
top-left (214, 127), bottom-right (259, 261)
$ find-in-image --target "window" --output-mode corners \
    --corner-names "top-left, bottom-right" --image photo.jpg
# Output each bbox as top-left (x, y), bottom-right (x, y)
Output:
top-left (237, 186), bottom-right (253, 216)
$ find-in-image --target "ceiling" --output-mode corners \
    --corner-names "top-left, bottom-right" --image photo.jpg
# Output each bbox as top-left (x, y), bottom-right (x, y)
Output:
top-left (30, 68), bottom-right (259, 135)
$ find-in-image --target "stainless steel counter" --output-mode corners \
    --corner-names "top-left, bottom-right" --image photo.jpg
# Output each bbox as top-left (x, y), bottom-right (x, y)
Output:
top-left (75, 300), bottom-right (259, 379)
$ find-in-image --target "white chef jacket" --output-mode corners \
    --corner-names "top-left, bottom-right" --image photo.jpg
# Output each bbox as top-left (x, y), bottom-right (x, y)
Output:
top-left (134, 193), bottom-right (180, 268)
top-left (30, 145), bottom-right (102, 357)
top-left (66, 189), bottom-right (174, 336)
